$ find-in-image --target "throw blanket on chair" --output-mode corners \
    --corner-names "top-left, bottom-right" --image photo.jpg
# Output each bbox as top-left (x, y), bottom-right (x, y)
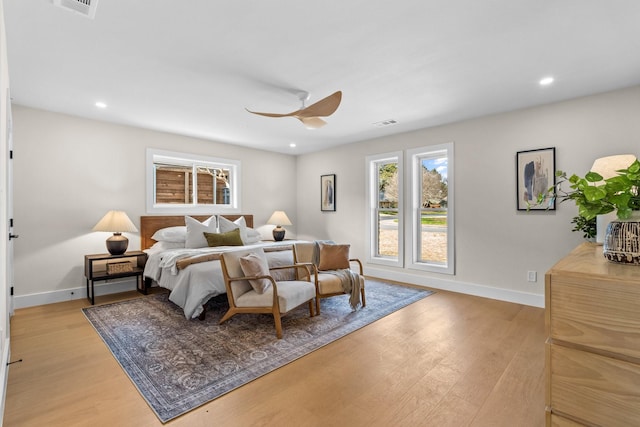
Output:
top-left (313, 241), bottom-right (362, 310)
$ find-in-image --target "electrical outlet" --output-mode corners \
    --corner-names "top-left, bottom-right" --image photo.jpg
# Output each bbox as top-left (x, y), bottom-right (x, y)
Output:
top-left (527, 271), bottom-right (537, 282)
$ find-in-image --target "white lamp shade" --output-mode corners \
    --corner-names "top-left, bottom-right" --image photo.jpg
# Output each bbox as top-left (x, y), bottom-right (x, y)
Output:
top-left (590, 154), bottom-right (637, 180)
top-left (92, 210), bottom-right (138, 233)
top-left (267, 211), bottom-right (292, 226)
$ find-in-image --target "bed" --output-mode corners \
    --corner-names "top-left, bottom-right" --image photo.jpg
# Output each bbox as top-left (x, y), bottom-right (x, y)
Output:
top-left (140, 214), bottom-right (301, 320)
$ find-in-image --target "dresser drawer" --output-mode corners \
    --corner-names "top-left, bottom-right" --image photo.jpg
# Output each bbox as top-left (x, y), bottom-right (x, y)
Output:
top-left (549, 344), bottom-right (640, 426)
top-left (548, 274), bottom-right (640, 358)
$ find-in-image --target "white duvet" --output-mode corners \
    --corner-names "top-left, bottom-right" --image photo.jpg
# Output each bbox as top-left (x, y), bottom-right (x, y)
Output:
top-left (143, 242), bottom-right (301, 319)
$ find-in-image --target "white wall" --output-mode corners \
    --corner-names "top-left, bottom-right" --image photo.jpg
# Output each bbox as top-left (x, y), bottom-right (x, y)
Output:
top-left (11, 86), bottom-right (640, 309)
top-left (296, 86), bottom-right (640, 307)
top-left (11, 106), bottom-right (297, 307)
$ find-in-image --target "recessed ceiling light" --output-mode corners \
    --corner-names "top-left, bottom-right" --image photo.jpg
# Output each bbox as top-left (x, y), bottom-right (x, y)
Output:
top-left (539, 77), bottom-right (554, 86)
top-left (289, 143), bottom-right (296, 148)
top-left (95, 101), bottom-right (107, 109)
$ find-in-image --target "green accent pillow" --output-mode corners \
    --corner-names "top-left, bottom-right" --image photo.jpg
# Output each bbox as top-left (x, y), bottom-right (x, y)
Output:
top-left (203, 228), bottom-right (244, 247)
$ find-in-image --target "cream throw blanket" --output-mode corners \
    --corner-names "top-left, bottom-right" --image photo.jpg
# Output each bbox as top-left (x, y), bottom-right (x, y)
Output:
top-left (313, 241), bottom-right (362, 310)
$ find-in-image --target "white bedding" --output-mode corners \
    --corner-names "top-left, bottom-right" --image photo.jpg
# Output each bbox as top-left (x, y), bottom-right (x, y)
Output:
top-left (144, 241), bottom-right (303, 319)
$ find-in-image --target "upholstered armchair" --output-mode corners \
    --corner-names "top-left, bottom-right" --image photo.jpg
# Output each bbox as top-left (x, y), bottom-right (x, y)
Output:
top-left (219, 247), bottom-right (315, 339)
top-left (293, 241), bottom-right (366, 315)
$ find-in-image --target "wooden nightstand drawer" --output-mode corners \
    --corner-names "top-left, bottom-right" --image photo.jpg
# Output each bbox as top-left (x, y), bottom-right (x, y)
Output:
top-left (548, 274), bottom-right (640, 359)
top-left (549, 344), bottom-right (640, 427)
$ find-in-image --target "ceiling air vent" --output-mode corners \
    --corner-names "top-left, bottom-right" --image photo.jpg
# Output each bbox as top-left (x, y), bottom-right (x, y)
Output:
top-left (52, 0), bottom-right (99, 19)
top-left (373, 119), bottom-right (398, 127)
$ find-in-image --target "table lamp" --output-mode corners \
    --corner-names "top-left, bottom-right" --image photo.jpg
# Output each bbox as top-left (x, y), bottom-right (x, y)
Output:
top-left (267, 211), bottom-right (292, 241)
top-left (591, 154), bottom-right (637, 243)
top-left (92, 210), bottom-right (138, 255)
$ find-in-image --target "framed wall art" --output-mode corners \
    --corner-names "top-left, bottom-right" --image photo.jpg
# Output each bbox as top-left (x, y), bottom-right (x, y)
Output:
top-left (516, 147), bottom-right (556, 211)
top-left (321, 174), bottom-right (336, 211)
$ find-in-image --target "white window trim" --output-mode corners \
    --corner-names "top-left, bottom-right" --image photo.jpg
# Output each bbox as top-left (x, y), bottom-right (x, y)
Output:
top-left (146, 148), bottom-right (241, 214)
top-left (365, 151), bottom-right (403, 267)
top-left (406, 142), bottom-right (455, 274)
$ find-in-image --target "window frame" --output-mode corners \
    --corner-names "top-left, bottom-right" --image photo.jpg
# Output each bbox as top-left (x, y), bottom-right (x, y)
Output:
top-left (365, 151), bottom-right (404, 267)
top-left (146, 148), bottom-right (241, 214)
top-left (406, 142), bottom-right (455, 274)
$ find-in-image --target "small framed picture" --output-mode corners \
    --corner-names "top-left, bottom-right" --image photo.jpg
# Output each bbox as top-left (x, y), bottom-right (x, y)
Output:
top-left (321, 174), bottom-right (336, 211)
top-left (516, 147), bottom-right (556, 211)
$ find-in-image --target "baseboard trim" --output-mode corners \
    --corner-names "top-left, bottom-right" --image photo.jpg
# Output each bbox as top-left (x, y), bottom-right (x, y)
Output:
top-left (13, 271), bottom-right (544, 310)
top-left (0, 337), bottom-right (9, 426)
top-left (365, 266), bottom-right (544, 308)
top-left (13, 278), bottom-right (138, 309)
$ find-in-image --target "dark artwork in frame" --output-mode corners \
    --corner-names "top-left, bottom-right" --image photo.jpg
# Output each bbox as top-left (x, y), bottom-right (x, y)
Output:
top-left (321, 174), bottom-right (336, 211)
top-left (516, 147), bottom-right (556, 211)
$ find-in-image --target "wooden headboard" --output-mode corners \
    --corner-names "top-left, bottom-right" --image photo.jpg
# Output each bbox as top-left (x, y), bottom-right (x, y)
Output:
top-left (140, 215), bottom-right (254, 250)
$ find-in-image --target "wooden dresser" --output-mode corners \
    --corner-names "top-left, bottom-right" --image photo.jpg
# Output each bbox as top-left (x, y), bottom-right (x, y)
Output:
top-left (545, 243), bottom-right (640, 426)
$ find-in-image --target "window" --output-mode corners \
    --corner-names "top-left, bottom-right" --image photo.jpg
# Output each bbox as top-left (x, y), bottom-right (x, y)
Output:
top-left (146, 148), bottom-right (240, 214)
top-left (366, 143), bottom-right (454, 274)
top-left (407, 143), bottom-right (454, 274)
top-left (366, 152), bottom-right (403, 267)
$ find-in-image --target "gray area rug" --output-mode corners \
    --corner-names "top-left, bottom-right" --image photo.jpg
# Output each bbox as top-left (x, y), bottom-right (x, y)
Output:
top-left (82, 280), bottom-right (434, 423)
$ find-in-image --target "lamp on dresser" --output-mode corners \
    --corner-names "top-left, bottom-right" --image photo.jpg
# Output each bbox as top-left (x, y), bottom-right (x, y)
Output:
top-left (92, 210), bottom-right (138, 255)
top-left (267, 210), bottom-right (292, 241)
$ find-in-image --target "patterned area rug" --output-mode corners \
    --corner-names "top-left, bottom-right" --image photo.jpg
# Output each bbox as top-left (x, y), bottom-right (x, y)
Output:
top-left (82, 280), bottom-right (433, 423)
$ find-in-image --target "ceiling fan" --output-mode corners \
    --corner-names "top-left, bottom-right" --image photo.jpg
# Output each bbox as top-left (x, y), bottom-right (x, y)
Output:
top-left (246, 90), bottom-right (342, 129)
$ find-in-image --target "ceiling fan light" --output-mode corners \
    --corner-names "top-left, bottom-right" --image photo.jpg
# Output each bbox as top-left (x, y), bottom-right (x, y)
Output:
top-left (298, 116), bottom-right (326, 129)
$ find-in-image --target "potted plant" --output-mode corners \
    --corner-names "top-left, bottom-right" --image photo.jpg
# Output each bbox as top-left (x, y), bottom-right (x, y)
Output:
top-left (536, 158), bottom-right (640, 263)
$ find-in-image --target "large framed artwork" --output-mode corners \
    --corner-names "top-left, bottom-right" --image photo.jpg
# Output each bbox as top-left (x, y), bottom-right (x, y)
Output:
top-left (321, 174), bottom-right (336, 211)
top-left (516, 147), bottom-right (556, 211)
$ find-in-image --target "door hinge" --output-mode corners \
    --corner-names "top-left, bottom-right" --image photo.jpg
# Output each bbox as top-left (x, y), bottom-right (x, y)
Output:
top-left (10, 287), bottom-right (13, 296)
top-left (9, 150), bottom-right (13, 159)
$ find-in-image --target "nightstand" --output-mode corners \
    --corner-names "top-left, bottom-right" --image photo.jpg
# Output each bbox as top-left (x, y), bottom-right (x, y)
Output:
top-left (84, 251), bottom-right (148, 305)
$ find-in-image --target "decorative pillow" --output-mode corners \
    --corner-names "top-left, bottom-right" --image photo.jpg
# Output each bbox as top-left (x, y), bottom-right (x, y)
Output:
top-left (218, 216), bottom-right (249, 244)
top-left (144, 241), bottom-right (185, 254)
top-left (185, 215), bottom-right (217, 248)
top-left (151, 226), bottom-right (187, 243)
top-left (317, 242), bottom-right (350, 271)
top-left (239, 252), bottom-right (272, 294)
top-left (203, 228), bottom-right (244, 247)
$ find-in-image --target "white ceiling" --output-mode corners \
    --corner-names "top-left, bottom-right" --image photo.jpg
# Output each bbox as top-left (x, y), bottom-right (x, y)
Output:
top-left (4, 0), bottom-right (640, 155)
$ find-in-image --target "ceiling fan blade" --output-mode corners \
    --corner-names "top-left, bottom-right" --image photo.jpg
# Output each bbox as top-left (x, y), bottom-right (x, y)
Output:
top-left (297, 116), bottom-right (327, 129)
top-left (297, 91), bottom-right (342, 118)
top-left (245, 108), bottom-right (298, 118)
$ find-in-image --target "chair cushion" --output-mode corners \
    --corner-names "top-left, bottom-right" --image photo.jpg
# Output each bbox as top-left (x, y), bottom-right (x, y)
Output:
top-left (317, 272), bottom-right (365, 294)
top-left (235, 280), bottom-right (315, 313)
top-left (293, 242), bottom-right (315, 264)
top-left (239, 252), bottom-right (271, 294)
top-left (317, 242), bottom-right (350, 270)
top-left (221, 248), bottom-right (268, 297)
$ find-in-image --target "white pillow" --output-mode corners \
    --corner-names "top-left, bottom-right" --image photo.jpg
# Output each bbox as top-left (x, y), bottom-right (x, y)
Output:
top-left (218, 216), bottom-right (249, 244)
top-left (247, 228), bottom-right (261, 238)
top-left (151, 226), bottom-right (187, 243)
top-left (185, 215), bottom-right (217, 248)
top-left (144, 241), bottom-right (185, 254)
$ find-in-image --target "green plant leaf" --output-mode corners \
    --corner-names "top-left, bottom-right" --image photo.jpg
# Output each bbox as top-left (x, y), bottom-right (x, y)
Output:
top-left (582, 186), bottom-right (607, 202)
top-left (585, 171), bottom-right (603, 182)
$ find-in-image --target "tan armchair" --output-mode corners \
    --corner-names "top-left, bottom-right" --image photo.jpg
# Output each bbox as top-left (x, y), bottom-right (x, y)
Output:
top-left (293, 242), bottom-right (366, 315)
top-left (219, 247), bottom-right (315, 339)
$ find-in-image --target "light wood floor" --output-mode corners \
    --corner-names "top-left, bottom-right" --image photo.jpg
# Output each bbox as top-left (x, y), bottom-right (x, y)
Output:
top-left (4, 285), bottom-right (545, 426)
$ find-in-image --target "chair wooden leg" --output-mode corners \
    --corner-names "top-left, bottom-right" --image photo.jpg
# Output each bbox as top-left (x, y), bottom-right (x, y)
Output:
top-left (361, 286), bottom-right (366, 308)
top-left (273, 310), bottom-right (283, 339)
top-left (315, 296), bottom-right (321, 315)
top-left (219, 309), bottom-right (235, 324)
top-left (308, 300), bottom-right (314, 317)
